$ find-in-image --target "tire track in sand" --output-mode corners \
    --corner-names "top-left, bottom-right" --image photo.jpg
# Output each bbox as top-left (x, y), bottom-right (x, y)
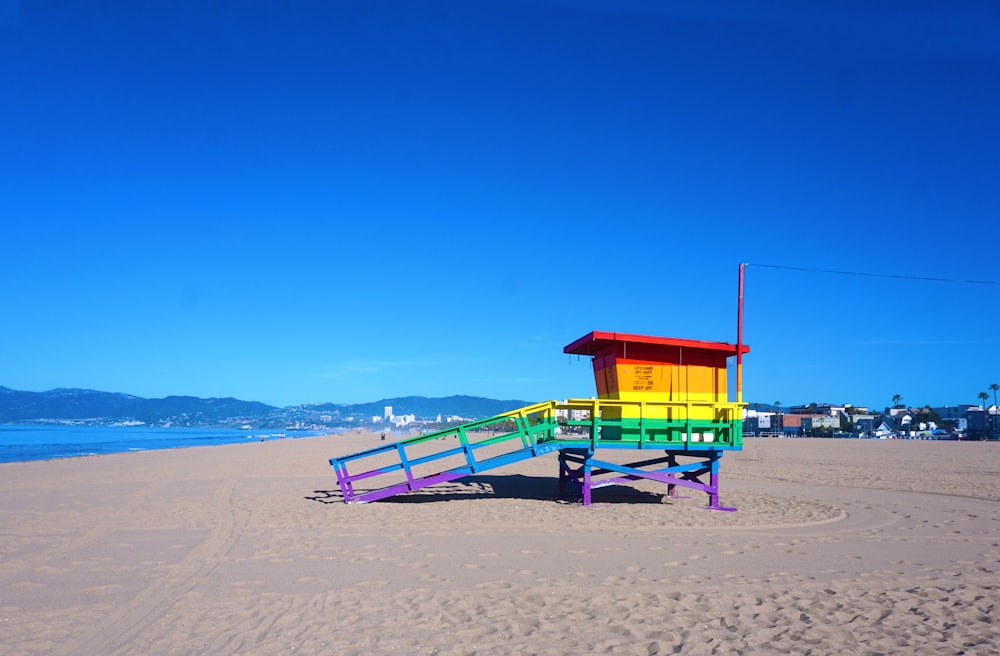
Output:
top-left (55, 468), bottom-right (250, 656)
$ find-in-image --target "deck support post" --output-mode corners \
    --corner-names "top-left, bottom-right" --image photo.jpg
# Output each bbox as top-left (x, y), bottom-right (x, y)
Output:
top-left (557, 447), bottom-right (735, 510)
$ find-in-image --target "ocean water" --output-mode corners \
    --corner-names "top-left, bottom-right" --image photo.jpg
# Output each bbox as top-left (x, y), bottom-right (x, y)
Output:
top-left (0, 424), bottom-right (321, 464)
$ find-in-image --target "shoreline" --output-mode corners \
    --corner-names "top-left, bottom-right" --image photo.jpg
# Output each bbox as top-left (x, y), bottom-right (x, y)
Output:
top-left (0, 424), bottom-right (334, 465)
top-left (3, 426), bottom-right (991, 466)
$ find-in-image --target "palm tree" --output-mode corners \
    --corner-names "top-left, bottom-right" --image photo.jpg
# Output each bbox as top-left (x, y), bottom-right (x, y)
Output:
top-left (978, 391), bottom-right (991, 440)
top-left (774, 401), bottom-right (781, 414)
top-left (988, 385), bottom-right (999, 440)
top-left (892, 393), bottom-right (903, 409)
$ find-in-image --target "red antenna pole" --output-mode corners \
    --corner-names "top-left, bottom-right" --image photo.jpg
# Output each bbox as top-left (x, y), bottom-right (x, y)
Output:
top-left (737, 262), bottom-right (745, 404)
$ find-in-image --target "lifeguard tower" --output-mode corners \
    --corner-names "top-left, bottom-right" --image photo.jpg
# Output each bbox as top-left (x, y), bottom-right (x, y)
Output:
top-left (329, 329), bottom-right (749, 509)
top-left (558, 331), bottom-right (748, 507)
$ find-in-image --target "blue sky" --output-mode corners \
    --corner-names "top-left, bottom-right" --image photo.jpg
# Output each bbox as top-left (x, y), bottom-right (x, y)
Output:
top-left (2, 1), bottom-right (998, 410)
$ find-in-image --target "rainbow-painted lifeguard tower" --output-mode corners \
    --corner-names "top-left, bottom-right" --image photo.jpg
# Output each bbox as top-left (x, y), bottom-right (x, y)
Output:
top-left (329, 329), bottom-right (749, 509)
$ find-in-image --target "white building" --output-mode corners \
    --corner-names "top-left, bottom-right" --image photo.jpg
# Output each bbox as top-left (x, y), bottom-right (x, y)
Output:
top-left (392, 413), bottom-right (416, 427)
top-left (555, 408), bottom-right (591, 421)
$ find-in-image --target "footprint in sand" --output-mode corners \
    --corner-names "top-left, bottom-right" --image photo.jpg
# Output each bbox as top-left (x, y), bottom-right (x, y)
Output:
top-left (475, 581), bottom-right (513, 590)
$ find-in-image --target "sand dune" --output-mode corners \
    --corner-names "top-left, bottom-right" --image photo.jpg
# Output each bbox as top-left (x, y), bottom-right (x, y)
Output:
top-left (1, 435), bottom-right (998, 655)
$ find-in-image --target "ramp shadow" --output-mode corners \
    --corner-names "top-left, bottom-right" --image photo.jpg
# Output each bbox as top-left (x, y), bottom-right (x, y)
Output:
top-left (308, 474), bottom-right (664, 505)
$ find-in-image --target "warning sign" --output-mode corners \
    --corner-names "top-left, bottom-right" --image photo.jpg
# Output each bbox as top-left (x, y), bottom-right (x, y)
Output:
top-left (615, 364), bottom-right (664, 393)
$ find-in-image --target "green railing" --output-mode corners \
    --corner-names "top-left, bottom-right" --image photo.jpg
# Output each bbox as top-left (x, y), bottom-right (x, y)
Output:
top-left (556, 398), bottom-right (744, 449)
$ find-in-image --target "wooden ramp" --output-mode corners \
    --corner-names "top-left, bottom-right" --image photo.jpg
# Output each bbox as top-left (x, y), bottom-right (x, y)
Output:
top-left (329, 399), bottom-right (743, 509)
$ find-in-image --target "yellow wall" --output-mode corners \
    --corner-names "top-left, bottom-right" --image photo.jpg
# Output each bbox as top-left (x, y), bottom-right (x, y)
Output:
top-left (594, 360), bottom-right (729, 421)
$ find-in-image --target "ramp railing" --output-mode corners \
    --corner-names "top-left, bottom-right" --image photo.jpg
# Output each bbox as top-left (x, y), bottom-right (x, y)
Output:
top-left (330, 401), bottom-right (560, 503)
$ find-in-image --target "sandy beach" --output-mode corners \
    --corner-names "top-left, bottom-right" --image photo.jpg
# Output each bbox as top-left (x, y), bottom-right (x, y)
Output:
top-left (2, 434), bottom-right (998, 655)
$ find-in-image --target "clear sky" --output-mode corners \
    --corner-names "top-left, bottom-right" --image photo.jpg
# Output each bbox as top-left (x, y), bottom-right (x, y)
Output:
top-left (2, 1), bottom-right (998, 410)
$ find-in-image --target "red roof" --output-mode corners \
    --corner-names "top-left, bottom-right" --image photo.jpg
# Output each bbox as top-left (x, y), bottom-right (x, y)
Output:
top-left (563, 331), bottom-right (749, 357)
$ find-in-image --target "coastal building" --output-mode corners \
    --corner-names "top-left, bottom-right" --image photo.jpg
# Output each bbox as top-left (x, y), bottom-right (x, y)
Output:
top-left (933, 404), bottom-right (979, 422)
top-left (873, 419), bottom-right (894, 438)
top-left (743, 411), bottom-right (782, 436)
top-left (803, 415), bottom-right (840, 431)
top-left (789, 403), bottom-right (847, 418)
top-left (780, 414), bottom-right (804, 436)
top-left (554, 407), bottom-right (591, 422)
top-left (745, 399), bottom-right (995, 439)
top-left (391, 413), bottom-right (416, 428)
top-left (778, 413), bottom-right (839, 436)
top-left (852, 415), bottom-right (878, 435)
top-left (966, 406), bottom-right (1000, 439)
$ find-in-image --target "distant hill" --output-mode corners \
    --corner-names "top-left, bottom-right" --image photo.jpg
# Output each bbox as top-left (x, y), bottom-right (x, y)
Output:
top-left (0, 387), bottom-right (534, 427)
top-left (308, 395), bottom-right (534, 420)
top-left (0, 386), bottom-right (277, 424)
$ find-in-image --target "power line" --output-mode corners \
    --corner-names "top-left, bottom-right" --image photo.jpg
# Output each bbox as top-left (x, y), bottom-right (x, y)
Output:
top-left (745, 263), bottom-right (1000, 286)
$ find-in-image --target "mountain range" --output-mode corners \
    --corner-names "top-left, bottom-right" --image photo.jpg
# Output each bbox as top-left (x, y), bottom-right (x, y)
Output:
top-left (0, 386), bottom-right (532, 428)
